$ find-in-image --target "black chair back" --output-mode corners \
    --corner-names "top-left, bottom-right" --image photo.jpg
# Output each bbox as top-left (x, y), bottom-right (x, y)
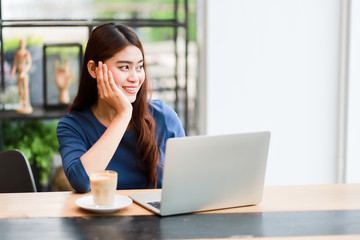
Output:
top-left (0, 149), bottom-right (37, 193)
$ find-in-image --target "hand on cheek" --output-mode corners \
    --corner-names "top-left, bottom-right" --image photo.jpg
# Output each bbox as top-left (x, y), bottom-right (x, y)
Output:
top-left (96, 61), bottom-right (132, 116)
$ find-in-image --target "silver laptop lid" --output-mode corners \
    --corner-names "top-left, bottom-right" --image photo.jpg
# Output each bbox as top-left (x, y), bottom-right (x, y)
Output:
top-left (159, 131), bottom-right (271, 216)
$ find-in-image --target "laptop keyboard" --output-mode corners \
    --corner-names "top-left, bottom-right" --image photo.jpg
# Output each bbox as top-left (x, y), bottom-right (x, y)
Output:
top-left (148, 201), bottom-right (161, 210)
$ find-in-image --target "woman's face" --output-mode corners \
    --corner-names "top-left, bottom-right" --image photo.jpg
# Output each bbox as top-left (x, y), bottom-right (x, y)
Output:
top-left (104, 45), bottom-right (145, 103)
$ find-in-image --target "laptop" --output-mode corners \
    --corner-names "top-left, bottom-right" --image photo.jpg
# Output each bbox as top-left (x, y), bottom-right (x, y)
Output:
top-left (129, 131), bottom-right (271, 216)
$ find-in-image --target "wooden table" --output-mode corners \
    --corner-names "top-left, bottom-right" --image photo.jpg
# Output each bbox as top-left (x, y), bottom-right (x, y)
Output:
top-left (0, 184), bottom-right (360, 239)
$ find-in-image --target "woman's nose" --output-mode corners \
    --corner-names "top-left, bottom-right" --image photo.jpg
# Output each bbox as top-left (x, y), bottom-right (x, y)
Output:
top-left (128, 69), bottom-right (139, 82)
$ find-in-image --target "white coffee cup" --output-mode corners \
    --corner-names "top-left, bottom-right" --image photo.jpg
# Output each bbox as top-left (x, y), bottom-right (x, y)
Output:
top-left (90, 170), bottom-right (118, 207)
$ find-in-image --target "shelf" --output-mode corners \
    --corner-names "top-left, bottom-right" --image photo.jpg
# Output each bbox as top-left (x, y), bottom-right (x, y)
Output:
top-left (0, 106), bottom-right (66, 121)
top-left (0, 19), bottom-right (187, 28)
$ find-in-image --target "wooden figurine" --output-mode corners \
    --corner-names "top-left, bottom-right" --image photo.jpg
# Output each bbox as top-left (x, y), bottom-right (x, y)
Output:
top-left (11, 38), bottom-right (33, 114)
top-left (54, 58), bottom-right (73, 104)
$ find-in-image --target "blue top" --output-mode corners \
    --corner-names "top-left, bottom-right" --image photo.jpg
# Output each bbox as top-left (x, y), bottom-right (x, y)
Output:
top-left (57, 99), bottom-right (185, 193)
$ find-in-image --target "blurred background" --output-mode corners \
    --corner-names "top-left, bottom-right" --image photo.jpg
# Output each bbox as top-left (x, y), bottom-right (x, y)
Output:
top-left (0, 0), bottom-right (197, 190)
top-left (1, 0), bottom-right (360, 191)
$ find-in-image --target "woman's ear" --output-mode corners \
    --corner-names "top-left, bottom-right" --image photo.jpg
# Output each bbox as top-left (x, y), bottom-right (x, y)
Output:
top-left (87, 60), bottom-right (97, 79)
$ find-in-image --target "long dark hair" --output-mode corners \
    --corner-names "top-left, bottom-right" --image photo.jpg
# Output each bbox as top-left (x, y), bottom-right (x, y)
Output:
top-left (70, 23), bottom-right (160, 188)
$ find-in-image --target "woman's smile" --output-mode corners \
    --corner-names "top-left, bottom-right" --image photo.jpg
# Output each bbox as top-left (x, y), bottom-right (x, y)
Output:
top-left (122, 86), bottom-right (138, 94)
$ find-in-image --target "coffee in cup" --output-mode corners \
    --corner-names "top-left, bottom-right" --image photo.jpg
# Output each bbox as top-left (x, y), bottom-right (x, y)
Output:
top-left (90, 170), bottom-right (118, 207)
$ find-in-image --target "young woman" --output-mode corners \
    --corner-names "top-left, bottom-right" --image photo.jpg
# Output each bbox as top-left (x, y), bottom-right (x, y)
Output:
top-left (57, 23), bottom-right (185, 193)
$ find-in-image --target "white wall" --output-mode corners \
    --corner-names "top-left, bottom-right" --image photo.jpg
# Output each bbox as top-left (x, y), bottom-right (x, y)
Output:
top-left (201, 0), bottom-right (342, 185)
top-left (347, 0), bottom-right (360, 183)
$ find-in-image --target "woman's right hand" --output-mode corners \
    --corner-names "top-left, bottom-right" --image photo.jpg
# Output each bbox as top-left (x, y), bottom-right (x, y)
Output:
top-left (80, 61), bottom-right (134, 175)
top-left (96, 61), bottom-right (133, 119)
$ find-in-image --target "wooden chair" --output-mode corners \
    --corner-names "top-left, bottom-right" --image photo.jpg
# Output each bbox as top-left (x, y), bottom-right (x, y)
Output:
top-left (0, 149), bottom-right (37, 193)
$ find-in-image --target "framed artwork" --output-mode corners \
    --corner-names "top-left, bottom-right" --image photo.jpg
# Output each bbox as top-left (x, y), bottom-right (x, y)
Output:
top-left (43, 43), bottom-right (82, 109)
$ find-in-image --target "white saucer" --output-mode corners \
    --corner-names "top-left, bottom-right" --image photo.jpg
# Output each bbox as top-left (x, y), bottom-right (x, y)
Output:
top-left (75, 194), bottom-right (132, 213)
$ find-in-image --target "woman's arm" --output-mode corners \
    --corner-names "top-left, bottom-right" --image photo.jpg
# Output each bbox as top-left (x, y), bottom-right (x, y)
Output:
top-left (80, 114), bottom-right (129, 174)
top-left (80, 62), bottom-right (133, 176)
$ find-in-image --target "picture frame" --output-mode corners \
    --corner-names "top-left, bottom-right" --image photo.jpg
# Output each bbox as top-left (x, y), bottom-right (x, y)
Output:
top-left (43, 43), bottom-right (82, 109)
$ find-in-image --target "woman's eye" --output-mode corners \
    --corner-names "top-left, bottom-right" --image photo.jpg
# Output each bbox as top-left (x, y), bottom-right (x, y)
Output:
top-left (119, 65), bottom-right (129, 70)
top-left (137, 65), bottom-right (144, 70)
